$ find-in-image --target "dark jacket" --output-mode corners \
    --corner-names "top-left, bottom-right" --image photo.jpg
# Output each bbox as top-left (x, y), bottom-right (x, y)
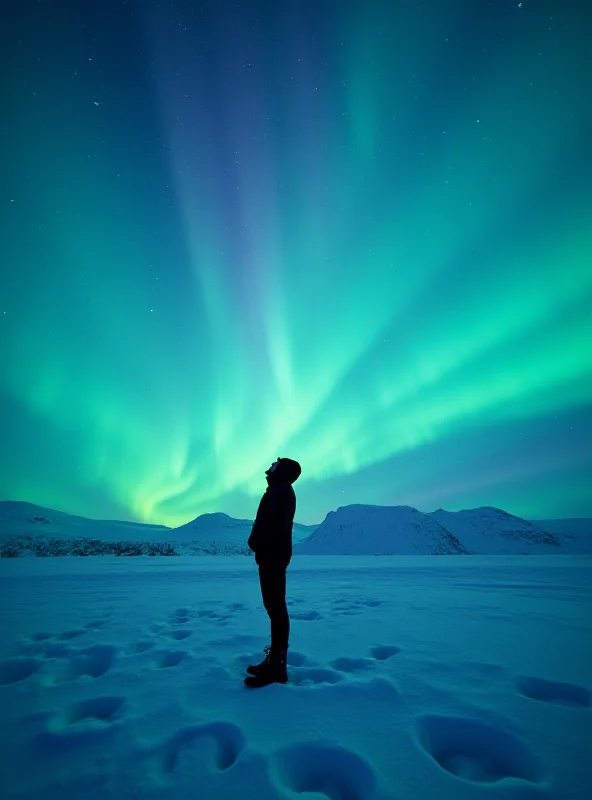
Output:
top-left (247, 458), bottom-right (301, 569)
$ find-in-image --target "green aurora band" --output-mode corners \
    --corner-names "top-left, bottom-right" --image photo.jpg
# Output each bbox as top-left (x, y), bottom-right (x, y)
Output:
top-left (1, 1), bottom-right (591, 525)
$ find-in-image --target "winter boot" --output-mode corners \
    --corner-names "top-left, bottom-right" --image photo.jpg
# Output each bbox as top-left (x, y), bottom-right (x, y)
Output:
top-left (246, 645), bottom-right (272, 676)
top-left (244, 647), bottom-right (288, 688)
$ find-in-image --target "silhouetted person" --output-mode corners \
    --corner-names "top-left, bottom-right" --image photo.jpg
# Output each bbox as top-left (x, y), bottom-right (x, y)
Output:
top-left (244, 457), bottom-right (301, 688)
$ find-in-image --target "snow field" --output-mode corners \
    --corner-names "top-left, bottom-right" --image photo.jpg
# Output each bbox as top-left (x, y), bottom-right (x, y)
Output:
top-left (1, 555), bottom-right (591, 799)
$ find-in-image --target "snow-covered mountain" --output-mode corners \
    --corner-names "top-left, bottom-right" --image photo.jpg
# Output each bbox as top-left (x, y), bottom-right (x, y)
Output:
top-left (0, 502), bottom-right (317, 543)
top-left (528, 518), bottom-right (592, 554)
top-left (0, 502), bottom-right (253, 557)
top-left (292, 522), bottom-right (322, 543)
top-left (429, 507), bottom-right (564, 555)
top-left (170, 513), bottom-right (317, 543)
top-left (294, 504), bottom-right (592, 556)
top-left (2, 500), bottom-right (591, 557)
top-left (0, 501), bottom-right (319, 557)
top-left (294, 505), bottom-right (470, 555)
top-left (0, 501), bottom-right (170, 541)
top-left (172, 512), bottom-right (252, 543)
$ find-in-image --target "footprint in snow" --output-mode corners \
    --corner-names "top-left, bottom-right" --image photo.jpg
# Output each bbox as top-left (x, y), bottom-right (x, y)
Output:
top-left (370, 645), bottom-right (401, 661)
top-left (0, 657), bottom-right (43, 685)
top-left (226, 602), bottom-right (248, 612)
top-left (287, 650), bottom-right (308, 667)
top-left (516, 675), bottom-right (591, 708)
top-left (152, 650), bottom-right (188, 669)
top-left (153, 721), bottom-right (246, 778)
top-left (36, 696), bottom-right (127, 750)
top-left (41, 644), bottom-right (118, 685)
top-left (197, 609), bottom-right (221, 618)
top-left (18, 639), bottom-right (72, 659)
top-left (272, 741), bottom-right (377, 799)
top-left (416, 714), bottom-right (544, 784)
top-left (30, 632), bottom-right (52, 642)
top-left (331, 597), bottom-right (383, 613)
top-left (58, 695), bottom-right (127, 727)
top-left (330, 656), bottom-right (376, 674)
top-left (196, 609), bottom-right (233, 626)
top-left (165, 629), bottom-right (192, 641)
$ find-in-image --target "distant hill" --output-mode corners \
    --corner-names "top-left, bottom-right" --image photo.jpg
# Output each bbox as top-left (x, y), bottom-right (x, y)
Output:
top-left (528, 518), bottom-right (592, 553)
top-left (172, 512), bottom-right (318, 544)
top-left (294, 504), bottom-right (592, 556)
top-left (0, 500), bottom-right (170, 541)
top-left (292, 522), bottom-right (322, 543)
top-left (294, 505), bottom-right (470, 555)
top-left (172, 512), bottom-right (252, 542)
top-left (429, 507), bottom-right (565, 555)
top-left (0, 500), bottom-right (318, 556)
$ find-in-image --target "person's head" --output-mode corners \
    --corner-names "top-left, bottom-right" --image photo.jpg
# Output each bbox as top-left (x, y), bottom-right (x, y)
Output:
top-left (265, 457), bottom-right (301, 484)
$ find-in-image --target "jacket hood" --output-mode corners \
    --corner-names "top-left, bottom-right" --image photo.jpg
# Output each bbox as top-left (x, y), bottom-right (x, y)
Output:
top-left (267, 457), bottom-right (301, 484)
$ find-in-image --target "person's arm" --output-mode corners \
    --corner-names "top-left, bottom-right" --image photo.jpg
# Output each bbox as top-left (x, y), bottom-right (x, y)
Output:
top-left (248, 490), bottom-right (272, 552)
top-left (248, 485), bottom-right (290, 552)
top-left (247, 520), bottom-right (261, 552)
top-left (247, 514), bottom-right (262, 552)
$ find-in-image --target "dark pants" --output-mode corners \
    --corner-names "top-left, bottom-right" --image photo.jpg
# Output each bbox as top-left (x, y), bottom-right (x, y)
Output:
top-left (258, 565), bottom-right (290, 651)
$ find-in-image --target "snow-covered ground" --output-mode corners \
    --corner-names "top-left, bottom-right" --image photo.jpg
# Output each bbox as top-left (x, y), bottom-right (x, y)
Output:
top-left (2, 554), bottom-right (591, 799)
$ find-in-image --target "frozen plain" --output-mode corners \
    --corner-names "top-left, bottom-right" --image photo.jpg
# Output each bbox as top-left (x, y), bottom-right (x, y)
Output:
top-left (1, 554), bottom-right (591, 800)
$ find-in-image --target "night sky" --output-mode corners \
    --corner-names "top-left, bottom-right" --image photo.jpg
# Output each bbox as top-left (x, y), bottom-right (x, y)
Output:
top-left (1, 0), bottom-right (591, 526)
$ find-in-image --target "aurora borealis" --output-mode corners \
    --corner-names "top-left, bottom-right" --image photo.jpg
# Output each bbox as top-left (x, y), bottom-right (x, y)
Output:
top-left (1, 0), bottom-right (591, 527)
